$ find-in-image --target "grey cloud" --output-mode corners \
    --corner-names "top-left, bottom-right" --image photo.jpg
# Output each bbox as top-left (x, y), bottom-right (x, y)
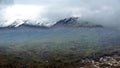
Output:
top-left (1, 0), bottom-right (120, 28)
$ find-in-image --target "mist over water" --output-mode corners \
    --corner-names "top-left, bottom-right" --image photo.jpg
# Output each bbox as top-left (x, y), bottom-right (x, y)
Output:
top-left (0, 0), bottom-right (120, 28)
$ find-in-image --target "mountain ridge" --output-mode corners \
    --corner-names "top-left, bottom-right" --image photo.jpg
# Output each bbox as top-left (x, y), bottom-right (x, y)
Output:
top-left (53, 17), bottom-right (103, 28)
top-left (0, 17), bottom-right (103, 29)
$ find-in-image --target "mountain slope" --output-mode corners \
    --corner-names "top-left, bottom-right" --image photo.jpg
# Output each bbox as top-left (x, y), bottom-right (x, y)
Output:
top-left (53, 17), bottom-right (103, 28)
top-left (0, 17), bottom-right (103, 29)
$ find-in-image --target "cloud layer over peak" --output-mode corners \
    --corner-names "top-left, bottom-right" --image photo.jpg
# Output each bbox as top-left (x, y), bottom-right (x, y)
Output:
top-left (0, 0), bottom-right (120, 28)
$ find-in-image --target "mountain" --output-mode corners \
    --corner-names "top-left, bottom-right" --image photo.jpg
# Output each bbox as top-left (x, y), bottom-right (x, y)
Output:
top-left (0, 17), bottom-right (103, 29)
top-left (53, 17), bottom-right (103, 28)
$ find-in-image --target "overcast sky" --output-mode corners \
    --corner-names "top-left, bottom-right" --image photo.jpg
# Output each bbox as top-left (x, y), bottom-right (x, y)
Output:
top-left (14, 0), bottom-right (120, 27)
top-left (0, 0), bottom-right (120, 28)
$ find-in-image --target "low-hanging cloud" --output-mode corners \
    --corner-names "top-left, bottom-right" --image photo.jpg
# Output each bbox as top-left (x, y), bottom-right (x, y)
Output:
top-left (0, 0), bottom-right (120, 28)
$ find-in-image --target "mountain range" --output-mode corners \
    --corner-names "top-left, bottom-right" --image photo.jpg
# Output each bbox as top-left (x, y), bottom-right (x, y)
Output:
top-left (0, 17), bottom-right (103, 29)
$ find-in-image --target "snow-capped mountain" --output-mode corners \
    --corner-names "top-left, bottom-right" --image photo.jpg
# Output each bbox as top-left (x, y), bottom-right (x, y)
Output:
top-left (0, 17), bottom-right (103, 28)
top-left (53, 17), bottom-right (103, 28)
